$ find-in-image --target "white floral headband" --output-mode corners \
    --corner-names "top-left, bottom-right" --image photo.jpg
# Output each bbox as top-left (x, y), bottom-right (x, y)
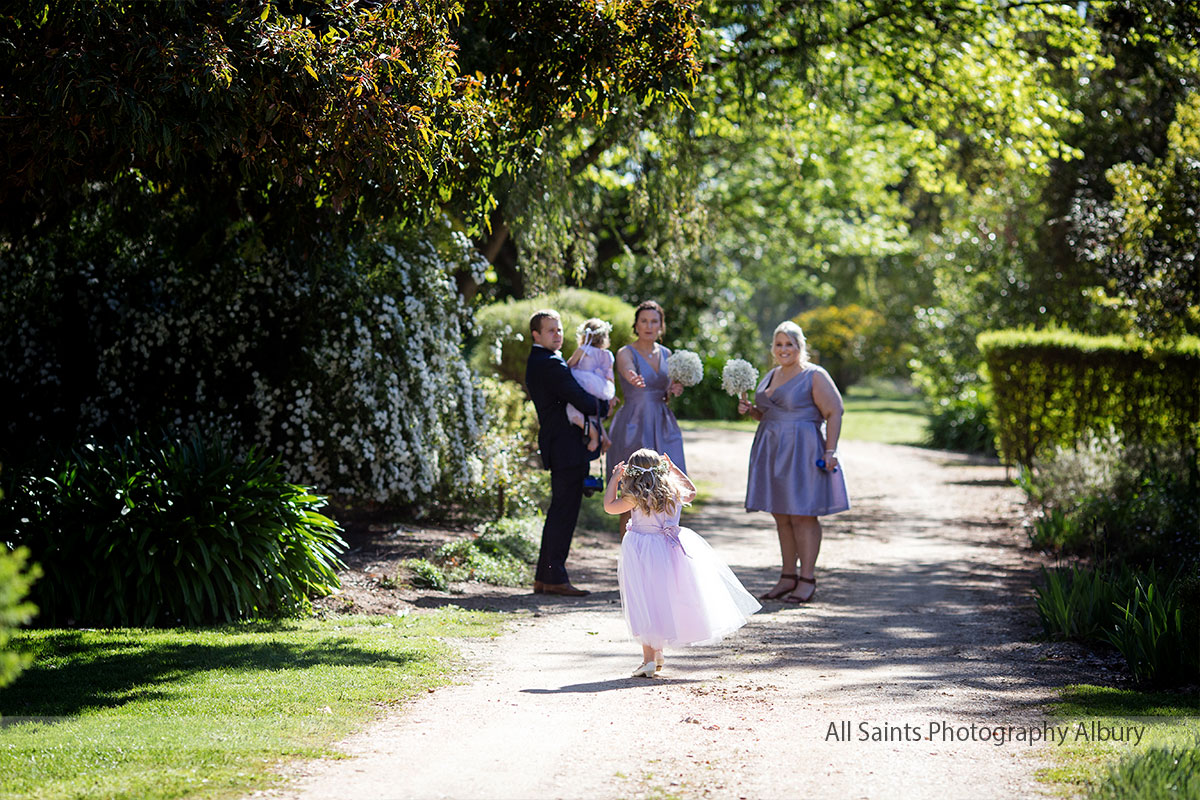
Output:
top-left (577, 319), bottom-right (613, 346)
top-left (624, 460), bottom-right (668, 478)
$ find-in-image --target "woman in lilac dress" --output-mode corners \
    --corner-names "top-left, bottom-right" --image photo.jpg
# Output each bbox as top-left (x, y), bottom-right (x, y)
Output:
top-left (607, 300), bottom-right (686, 535)
top-left (738, 321), bottom-right (850, 603)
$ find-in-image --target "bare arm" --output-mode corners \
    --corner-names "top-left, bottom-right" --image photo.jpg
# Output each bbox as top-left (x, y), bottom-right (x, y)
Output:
top-left (615, 346), bottom-right (645, 388)
top-left (811, 369), bottom-right (845, 469)
top-left (663, 453), bottom-right (697, 505)
top-left (603, 461), bottom-right (636, 514)
top-left (566, 346), bottom-right (584, 367)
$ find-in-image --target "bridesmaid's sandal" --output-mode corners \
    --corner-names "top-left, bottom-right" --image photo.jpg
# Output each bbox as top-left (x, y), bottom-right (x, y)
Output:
top-left (759, 574), bottom-right (799, 600)
top-left (654, 652), bottom-right (664, 673)
top-left (781, 576), bottom-right (816, 604)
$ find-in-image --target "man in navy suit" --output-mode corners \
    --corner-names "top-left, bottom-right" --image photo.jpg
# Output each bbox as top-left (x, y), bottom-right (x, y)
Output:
top-left (525, 310), bottom-right (609, 596)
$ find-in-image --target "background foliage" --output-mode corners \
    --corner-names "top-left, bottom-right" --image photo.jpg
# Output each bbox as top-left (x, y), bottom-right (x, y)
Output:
top-left (470, 289), bottom-right (636, 385)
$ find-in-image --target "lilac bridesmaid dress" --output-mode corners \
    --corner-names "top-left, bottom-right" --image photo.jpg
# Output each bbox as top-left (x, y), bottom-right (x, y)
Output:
top-left (618, 504), bottom-right (760, 650)
top-left (745, 365), bottom-right (850, 516)
top-left (606, 345), bottom-right (686, 475)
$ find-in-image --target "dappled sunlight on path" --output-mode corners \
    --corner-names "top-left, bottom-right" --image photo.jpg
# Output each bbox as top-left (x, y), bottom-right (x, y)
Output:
top-left (259, 430), bottom-right (1090, 800)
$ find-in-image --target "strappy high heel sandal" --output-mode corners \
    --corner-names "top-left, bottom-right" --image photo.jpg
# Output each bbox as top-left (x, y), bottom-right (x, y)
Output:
top-left (654, 651), bottom-right (664, 673)
top-left (759, 574), bottom-right (799, 600)
top-left (781, 576), bottom-right (816, 604)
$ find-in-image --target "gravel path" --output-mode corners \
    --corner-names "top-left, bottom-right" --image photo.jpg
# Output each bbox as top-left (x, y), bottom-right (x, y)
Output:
top-left (261, 429), bottom-right (1090, 800)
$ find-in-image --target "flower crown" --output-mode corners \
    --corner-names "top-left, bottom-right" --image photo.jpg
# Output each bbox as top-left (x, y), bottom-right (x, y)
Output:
top-left (624, 460), bottom-right (668, 478)
top-left (577, 319), bottom-right (613, 346)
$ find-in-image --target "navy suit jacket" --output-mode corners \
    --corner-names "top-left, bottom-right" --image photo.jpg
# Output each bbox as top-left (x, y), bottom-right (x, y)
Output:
top-left (526, 345), bottom-right (609, 470)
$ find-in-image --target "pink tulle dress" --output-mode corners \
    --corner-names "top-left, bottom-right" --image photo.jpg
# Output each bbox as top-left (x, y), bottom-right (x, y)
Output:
top-left (618, 503), bottom-right (760, 651)
top-left (566, 344), bottom-right (616, 428)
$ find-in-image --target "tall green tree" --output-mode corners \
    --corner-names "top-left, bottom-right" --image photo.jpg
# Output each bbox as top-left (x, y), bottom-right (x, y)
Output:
top-left (562, 2), bottom-right (1103, 363)
top-left (0, 1), bottom-right (703, 505)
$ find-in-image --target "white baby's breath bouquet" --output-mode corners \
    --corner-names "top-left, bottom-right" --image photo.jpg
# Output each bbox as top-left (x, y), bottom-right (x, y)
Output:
top-left (721, 358), bottom-right (758, 400)
top-left (667, 350), bottom-right (703, 387)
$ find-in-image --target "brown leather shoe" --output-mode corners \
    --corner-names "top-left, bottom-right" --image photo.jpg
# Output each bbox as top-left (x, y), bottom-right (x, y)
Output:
top-left (534, 581), bottom-right (590, 597)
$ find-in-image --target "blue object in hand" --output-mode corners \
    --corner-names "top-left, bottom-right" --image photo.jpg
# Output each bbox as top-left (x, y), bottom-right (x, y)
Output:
top-left (816, 458), bottom-right (839, 473)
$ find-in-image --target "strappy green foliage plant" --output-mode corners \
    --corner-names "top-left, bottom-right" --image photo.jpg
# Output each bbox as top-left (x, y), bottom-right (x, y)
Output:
top-left (1034, 565), bottom-right (1136, 642)
top-left (1, 432), bottom-right (345, 626)
top-left (1034, 565), bottom-right (1198, 687)
top-left (1106, 579), bottom-right (1195, 688)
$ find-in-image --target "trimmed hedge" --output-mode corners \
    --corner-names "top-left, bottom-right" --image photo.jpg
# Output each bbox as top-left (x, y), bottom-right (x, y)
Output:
top-left (979, 330), bottom-right (1200, 467)
top-left (471, 289), bottom-right (637, 385)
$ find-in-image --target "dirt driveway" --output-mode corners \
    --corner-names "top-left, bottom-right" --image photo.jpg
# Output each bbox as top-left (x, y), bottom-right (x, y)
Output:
top-left (262, 429), bottom-right (1106, 800)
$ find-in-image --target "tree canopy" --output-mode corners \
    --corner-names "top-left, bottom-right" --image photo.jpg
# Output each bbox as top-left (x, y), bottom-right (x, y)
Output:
top-left (0, 0), bottom-right (701, 252)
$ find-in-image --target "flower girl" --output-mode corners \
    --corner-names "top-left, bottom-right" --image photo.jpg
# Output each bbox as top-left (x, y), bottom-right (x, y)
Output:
top-left (604, 449), bottom-right (760, 677)
top-left (565, 318), bottom-right (616, 454)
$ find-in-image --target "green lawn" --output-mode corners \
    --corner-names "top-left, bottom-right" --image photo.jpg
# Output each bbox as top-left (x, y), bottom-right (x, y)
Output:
top-left (679, 377), bottom-right (929, 446)
top-left (0, 610), bottom-right (506, 800)
top-left (1038, 685), bottom-right (1200, 798)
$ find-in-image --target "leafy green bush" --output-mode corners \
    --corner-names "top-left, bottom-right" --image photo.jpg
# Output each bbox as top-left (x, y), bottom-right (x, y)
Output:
top-left (1, 432), bottom-right (346, 626)
top-left (475, 515), bottom-right (542, 564)
top-left (979, 329), bottom-right (1200, 468)
top-left (1027, 508), bottom-right (1091, 554)
top-left (925, 392), bottom-right (997, 454)
top-left (471, 289), bottom-right (636, 384)
top-left (400, 515), bottom-right (542, 591)
top-left (671, 352), bottom-right (742, 420)
top-left (449, 377), bottom-right (547, 520)
top-left (794, 304), bottom-right (899, 390)
top-left (1, 216), bottom-right (489, 508)
top-left (1022, 433), bottom-right (1199, 565)
top-left (402, 558), bottom-right (450, 591)
top-left (1087, 746), bottom-right (1200, 800)
top-left (434, 539), bottom-right (530, 587)
top-left (0, 546), bottom-right (40, 689)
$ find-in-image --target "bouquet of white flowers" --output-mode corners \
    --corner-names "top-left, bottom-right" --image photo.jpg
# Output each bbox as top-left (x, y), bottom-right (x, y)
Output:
top-left (667, 350), bottom-right (703, 387)
top-left (721, 358), bottom-right (759, 400)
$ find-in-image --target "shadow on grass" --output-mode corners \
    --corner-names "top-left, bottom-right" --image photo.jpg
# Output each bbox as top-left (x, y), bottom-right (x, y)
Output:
top-left (0, 631), bottom-right (426, 718)
top-left (1054, 685), bottom-right (1200, 717)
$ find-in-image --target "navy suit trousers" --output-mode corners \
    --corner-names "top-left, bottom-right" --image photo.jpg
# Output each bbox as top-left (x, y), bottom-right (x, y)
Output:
top-left (536, 463), bottom-right (588, 584)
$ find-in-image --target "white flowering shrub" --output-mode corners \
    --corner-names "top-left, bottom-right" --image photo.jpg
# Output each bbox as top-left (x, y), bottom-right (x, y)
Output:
top-left (448, 377), bottom-right (547, 519)
top-left (1, 219), bottom-right (490, 508)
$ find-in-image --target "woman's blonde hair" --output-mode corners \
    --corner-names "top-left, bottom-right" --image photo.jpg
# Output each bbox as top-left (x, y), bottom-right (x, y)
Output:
top-left (773, 320), bottom-right (809, 365)
top-left (619, 448), bottom-right (687, 514)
